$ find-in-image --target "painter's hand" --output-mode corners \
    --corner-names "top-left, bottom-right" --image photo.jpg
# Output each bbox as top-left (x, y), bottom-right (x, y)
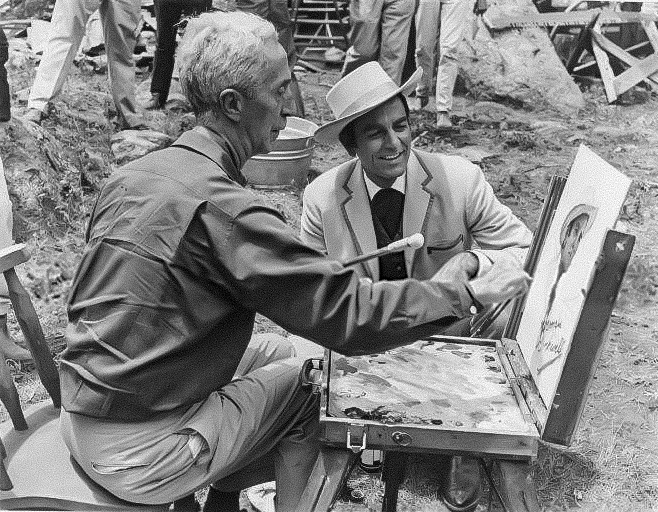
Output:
top-left (430, 251), bottom-right (478, 286)
top-left (468, 257), bottom-right (531, 305)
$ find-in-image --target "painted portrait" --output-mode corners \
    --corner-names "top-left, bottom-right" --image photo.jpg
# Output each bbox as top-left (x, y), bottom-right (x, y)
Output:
top-left (515, 146), bottom-right (631, 405)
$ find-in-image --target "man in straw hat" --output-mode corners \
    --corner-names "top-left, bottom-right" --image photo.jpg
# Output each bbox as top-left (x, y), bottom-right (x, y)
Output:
top-left (301, 61), bottom-right (533, 512)
top-left (57, 12), bottom-right (529, 512)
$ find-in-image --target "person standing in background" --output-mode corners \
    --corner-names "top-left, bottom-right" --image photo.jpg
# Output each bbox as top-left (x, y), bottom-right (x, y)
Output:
top-left (341, 0), bottom-right (415, 85)
top-left (414, 0), bottom-right (470, 130)
top-left (145, 0), bottom-right (213, 110)
top-left (24, 0), bottom-right (145, 129)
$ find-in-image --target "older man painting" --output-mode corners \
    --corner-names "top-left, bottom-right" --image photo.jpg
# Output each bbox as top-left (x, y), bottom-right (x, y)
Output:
top-left (57, 12), bottom-right (530, 512)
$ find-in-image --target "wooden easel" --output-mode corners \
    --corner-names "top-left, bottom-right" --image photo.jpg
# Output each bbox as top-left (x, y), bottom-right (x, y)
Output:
top-left (295, 229), bottom-right (635, 512)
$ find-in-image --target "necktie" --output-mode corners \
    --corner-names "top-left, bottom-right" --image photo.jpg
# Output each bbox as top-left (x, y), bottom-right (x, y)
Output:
top-left (371, 188), bottom-right (405, 241)
top-left (370, 188), bottom-right (407, 280)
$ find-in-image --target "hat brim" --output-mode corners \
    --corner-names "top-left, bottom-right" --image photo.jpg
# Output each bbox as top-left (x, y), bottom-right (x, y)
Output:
top-left (312, 67), bottom-right (423, 145)
top-left (559, 203), bottom-right (598, 243)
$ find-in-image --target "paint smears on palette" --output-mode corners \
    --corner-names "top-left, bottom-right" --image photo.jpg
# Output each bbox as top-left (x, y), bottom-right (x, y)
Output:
top-left (328, 339), bottom-right (530, 433)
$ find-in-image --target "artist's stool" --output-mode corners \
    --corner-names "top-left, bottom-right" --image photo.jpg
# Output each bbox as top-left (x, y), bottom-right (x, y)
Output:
top-left (294, 230), bottom-right (635, 512)
top-left (0, 244), bottom-right (195, 511)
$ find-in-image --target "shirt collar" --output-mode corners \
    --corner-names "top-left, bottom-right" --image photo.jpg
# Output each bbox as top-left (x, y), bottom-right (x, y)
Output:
top-left (193, 125), bottom-right (248, 187)
top-left (361, 164), bottom-right (406, 200)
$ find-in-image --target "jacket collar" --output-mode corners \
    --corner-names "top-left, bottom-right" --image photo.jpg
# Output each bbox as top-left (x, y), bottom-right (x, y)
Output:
top-left (172, 126), bottom-right (248, 187)
top-left (339, 150), bottom-right (434, 280)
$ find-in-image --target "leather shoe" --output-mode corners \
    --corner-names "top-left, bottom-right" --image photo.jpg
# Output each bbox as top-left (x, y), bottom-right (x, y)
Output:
top-left (441, 455), bottom-right (481, 512)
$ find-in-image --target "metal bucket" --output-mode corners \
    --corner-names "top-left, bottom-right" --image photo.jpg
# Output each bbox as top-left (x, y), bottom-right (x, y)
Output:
top-left (242, 117), bottom-right (319, 188)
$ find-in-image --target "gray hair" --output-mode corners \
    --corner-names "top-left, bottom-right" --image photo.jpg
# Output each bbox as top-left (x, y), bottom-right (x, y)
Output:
top-left (177, 11), bottom-right (278, 119)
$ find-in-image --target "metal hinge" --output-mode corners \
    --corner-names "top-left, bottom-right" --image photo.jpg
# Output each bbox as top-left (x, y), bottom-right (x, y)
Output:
top-left (346, 423), bottom-right (367, 453)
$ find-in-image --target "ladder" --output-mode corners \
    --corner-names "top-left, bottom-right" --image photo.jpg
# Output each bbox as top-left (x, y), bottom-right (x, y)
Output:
top-left (291, 0), bottom-right (350, 63)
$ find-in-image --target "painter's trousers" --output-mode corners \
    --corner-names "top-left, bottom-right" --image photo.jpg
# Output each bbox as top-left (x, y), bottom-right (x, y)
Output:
top-left (60, 334), bottom-right (320, 509)
top-left (342, 0), bottom-right (415, 85)
top-left (414, 0), bottom-right (469, 112)
top-left (0, 157), bottom-right (13, 316)
top-left (27, 0), bottom-right (142, 128)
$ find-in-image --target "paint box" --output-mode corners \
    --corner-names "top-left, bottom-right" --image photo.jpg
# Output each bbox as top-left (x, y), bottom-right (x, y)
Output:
top-left (320, 231), bottom-right (633, 458)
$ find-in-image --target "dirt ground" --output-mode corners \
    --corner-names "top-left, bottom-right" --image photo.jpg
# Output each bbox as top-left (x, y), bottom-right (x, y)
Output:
top-left (0, 40), bottom-right (657, 511)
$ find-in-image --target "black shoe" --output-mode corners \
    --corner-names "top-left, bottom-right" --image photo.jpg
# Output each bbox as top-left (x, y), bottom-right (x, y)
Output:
top-left (441, 456), bottom-right (481, 512)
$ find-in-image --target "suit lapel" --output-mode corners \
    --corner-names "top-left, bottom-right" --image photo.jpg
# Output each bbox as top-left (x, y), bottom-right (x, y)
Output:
top-left (402, 151), bottom-right (433, 276)
top-left (341, 161), bottom-right (379, 280)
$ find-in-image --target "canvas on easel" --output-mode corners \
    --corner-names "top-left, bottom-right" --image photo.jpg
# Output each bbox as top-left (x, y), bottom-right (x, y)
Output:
top-left (515, 144), bottom-right (632, 406)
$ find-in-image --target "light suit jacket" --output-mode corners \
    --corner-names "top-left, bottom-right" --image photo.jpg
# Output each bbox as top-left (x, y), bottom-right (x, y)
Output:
top-left (301, 149), bottom-right (532, 281)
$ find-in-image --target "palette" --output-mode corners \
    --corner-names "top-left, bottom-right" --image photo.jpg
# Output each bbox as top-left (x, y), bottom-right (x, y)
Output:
top-left (328, 339), bottom-right (529, 434)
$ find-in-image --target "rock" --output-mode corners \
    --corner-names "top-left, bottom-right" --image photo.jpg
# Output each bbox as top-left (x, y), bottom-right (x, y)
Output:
top-left (458, 7), bottom-right (585, 115)
top-left (110, 129), bottom-right (173, 166)
top-left (452, 145), bottom-right (496, 163)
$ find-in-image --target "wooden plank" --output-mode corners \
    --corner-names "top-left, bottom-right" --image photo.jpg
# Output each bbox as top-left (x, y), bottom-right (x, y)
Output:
top-left (382, 451), bottom-right (408, 512)
top-left (0, 438), bottom-right (11, 491)
top-left (643, 20), bottom-right (658, 51)
top-left (495, 461), bottom-right (541, 512)
top-left (0, 245), bottom-right (29, 275)
top-left (613, 53), bottom-right (658, 96)
top-left (294, 447), bottom-right (358, 512)
top-left (591, 29), bottom-right (658, 89)
top-left (592, 27), bottom-right (620, 102)
top-left (543, 231), bottom-right (635, 445)
top-left (5, 269), bottom-right (61, 409)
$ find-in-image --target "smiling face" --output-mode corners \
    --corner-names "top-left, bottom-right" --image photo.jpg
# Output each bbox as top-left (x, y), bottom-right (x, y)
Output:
top-left (351, 97), bottom-right (412, 188)
top-left (240, 37), bottom-right (291, 156)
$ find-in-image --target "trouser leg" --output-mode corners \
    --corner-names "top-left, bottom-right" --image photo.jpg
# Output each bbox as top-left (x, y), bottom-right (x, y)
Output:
top-left (414, 0), bottom-right (440, 97)
top-left (434, 0), bottom-right (468, 112)
top-left (100, 0), bottom-right (142, 127)
top-left (61, 335), bottom-right (319, 508)
top-left (27, 0), bottom-right (100, 111)
top-left (0, 156), bottom-right (12, 309)
top-left (151, 0), bottom-right (183, 102)
top-left (341, 0), bottom-right (384, 77)
top-left (0, 29), bottom-right (10, 121)
top-left (208, 359), bottom-right (320, 510)
top-left (379, 0), bottom-right (415, 85)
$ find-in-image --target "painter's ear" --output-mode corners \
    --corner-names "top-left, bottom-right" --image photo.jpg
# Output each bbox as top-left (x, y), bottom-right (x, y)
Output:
top-left (218, 88), bottom-right (244, 122)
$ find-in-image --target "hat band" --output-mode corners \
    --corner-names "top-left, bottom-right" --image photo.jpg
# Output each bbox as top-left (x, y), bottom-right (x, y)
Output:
top-left (335, 82), bottom-right (400, 119)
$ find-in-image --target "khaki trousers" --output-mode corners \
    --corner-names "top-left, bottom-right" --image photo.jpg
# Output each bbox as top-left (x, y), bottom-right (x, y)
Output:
top-left (60, 334), bottom-right (320, 509)
top-left (342, 0), bottom-right (416, 85)
top-left (27, 0), bottom-right (142, 127)
top-left (0, 156), bottom-right (12, 315)
top-left (414, 0), bottom-right (469, 112)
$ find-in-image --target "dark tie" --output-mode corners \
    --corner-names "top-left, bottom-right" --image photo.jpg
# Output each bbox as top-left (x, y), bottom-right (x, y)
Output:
top-left (371, 188), bottom-right (405, 241)
top-left (370, 188), bottom-right (407, 280)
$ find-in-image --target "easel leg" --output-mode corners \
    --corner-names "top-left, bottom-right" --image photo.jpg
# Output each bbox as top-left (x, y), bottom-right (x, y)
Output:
top-left (495, 461), bottom-right (541, 512)
top-left (381, 451), bottom-right (408, 512)
top-left (295, 447), bottom-right (359, 512)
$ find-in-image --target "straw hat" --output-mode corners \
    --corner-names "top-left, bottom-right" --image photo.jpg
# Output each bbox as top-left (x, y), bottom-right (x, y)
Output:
top-left (560, 203), bottom-right (597, 244)
top-left (313, 62), bottom-right (423, 144)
